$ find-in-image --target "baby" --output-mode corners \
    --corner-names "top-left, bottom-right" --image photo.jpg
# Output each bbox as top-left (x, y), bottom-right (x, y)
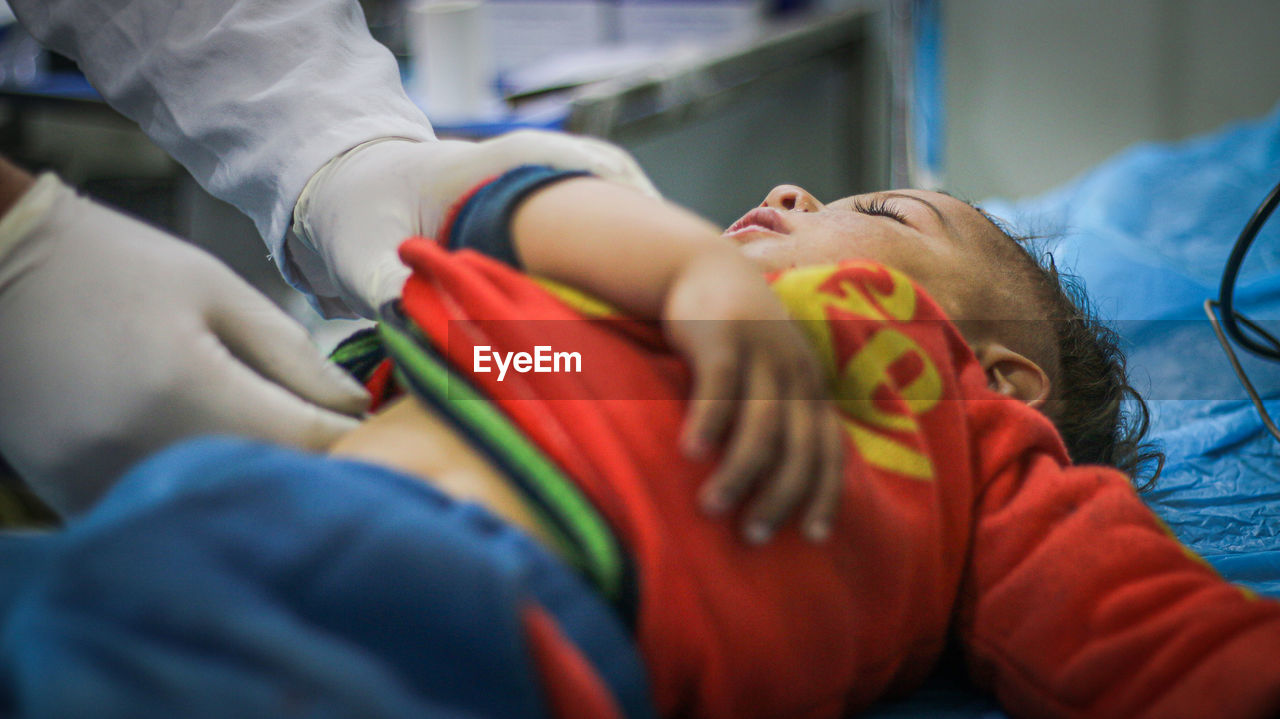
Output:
top-left (332, 166), bottom-right (1279, 719)
top-left (723, 182), bottom-right (1159, 482)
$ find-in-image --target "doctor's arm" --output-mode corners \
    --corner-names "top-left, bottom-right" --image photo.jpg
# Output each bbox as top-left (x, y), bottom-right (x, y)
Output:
top-left (8, 0), bottom-right (656, 319)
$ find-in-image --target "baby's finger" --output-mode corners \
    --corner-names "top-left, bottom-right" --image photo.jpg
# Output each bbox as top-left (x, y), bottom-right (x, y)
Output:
top-left (698, 364), bottom-right (782, 516)
top-left (802, 407), bottom-right (846, 542)
top-left (741, 396), bottom-right (818, 544)
top-left (681, 347), bottom-right (738, 459)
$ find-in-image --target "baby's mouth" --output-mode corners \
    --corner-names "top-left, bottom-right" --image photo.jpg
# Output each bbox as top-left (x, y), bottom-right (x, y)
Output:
top-left (723, 208), bottom-right (791, 240)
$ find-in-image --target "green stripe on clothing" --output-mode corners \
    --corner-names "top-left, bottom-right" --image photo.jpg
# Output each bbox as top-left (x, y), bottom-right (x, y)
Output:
top-left (376, 320), bottom-right (626, 602)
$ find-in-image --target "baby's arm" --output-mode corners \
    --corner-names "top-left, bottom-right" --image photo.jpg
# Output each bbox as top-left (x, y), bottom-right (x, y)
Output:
top-left (504, 175), bottom-right (845, 543)
top-left (957, 402), bottom-right (1280, 718)
top-left (512, 176), bottom-right (725, 317)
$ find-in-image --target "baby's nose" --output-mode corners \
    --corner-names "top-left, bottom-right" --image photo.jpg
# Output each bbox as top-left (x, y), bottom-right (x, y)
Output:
top-left (762, 185), bottom-right (822, 212)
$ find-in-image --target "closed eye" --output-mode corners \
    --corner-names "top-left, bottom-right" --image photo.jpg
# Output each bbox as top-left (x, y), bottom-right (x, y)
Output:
top-left (851, 197), bottom-right (908, 224)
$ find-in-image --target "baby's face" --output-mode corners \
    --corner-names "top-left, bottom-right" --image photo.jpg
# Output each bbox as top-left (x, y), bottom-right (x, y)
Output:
top-left (723, 185), bottom-right (1011, 322)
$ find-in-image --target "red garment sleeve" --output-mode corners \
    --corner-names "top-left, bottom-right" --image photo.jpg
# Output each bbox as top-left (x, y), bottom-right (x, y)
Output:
top-left (956, 399), bottom-right (1280, 719)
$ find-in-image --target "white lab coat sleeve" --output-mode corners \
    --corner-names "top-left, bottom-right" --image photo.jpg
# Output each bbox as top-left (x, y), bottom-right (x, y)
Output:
top-left (8, 0), bottom-right (437, 299)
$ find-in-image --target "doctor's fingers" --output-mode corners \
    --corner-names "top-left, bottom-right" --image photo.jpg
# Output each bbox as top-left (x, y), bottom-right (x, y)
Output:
top-left (180, 326), bottom-right (363, 452)
top-left (468, 131), bottom-right (660, 199)
top-left (209, 281), bottom-right (370, 419)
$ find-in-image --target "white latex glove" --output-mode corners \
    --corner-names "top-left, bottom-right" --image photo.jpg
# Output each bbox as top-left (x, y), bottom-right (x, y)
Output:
top-left (0, 174), bottom-right (370, 516)
top-left (292, 131), bottom-right (660, 318)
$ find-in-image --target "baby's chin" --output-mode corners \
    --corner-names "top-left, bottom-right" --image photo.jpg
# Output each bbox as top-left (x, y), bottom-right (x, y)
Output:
top-left (736, 239), bottom-right (803, 273)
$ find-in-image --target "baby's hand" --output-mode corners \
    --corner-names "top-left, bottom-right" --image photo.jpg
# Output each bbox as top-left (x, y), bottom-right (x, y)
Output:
top-left (663, 249), bottom-right (845, 544)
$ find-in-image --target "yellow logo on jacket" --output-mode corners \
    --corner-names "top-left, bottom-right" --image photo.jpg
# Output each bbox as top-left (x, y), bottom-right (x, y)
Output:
top-left (770, 262), bottom-right (944, 480)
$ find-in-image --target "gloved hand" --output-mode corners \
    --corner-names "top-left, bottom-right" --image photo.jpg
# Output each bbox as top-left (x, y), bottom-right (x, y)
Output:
top-left (292, 131), bottom-right (659, 318)
top-left (0, 174), bottom-right (370, 516)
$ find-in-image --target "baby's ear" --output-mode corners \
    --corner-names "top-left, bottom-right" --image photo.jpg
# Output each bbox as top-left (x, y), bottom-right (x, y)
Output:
top-left (974, 343), bottom-right (1051, 408)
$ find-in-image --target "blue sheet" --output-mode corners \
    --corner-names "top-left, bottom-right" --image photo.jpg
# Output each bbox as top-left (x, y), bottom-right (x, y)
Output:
top-left (0, 438), bottom-right (653, 719)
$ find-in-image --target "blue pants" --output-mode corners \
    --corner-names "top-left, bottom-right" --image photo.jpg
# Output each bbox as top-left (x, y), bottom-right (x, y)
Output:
top-left (0, 437), bottom-right (653, 719)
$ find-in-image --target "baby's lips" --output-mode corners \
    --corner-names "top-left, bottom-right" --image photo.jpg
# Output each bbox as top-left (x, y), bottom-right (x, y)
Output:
top-left (724, 207), bottom-right (791, 238)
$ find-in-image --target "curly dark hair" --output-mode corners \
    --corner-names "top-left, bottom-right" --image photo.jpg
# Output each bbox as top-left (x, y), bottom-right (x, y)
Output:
top-left (991, 227), bottom-right (1166, 488)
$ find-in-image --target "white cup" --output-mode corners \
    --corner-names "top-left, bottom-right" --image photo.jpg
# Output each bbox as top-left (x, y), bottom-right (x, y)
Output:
top-left (407, 0), bottom-right (498, 122)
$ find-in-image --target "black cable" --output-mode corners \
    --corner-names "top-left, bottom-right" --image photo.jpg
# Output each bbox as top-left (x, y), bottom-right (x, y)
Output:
top-left (1205, 299), bottom-right (1280, 443)
top-left (1217, 178), bottom-right (1280, 358)
top-left (1207, 177), bottom-right (1280, 444)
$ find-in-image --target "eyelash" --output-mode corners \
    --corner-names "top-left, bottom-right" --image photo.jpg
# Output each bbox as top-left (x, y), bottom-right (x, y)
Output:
top-left (851, 197), bottom-right (908, 223)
